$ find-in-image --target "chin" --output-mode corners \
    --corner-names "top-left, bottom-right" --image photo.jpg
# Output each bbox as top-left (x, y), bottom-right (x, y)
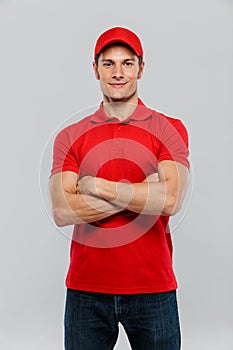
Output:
top-left (111, 96), bottom-right (125, 102)
top-left (109, 94), bottom-right (133, 102)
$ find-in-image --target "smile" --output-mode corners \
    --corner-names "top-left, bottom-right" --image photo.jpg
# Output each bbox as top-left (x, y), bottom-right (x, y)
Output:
top-left (109, 83), bottom-right (127, 88)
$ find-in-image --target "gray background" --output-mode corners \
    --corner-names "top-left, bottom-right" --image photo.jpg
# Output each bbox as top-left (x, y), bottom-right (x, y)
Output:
top-left (0, 0), bottom-right (232, 349)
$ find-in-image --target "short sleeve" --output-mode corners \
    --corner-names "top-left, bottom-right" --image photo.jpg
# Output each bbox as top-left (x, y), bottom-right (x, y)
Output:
top-left (157, 118), bottom-right (190, 169)
top-left (50, 128), bottom-right (79, 177)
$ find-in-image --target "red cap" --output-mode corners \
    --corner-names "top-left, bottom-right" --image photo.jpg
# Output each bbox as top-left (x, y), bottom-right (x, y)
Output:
top-left (94, 27), bottom-right (143, 59)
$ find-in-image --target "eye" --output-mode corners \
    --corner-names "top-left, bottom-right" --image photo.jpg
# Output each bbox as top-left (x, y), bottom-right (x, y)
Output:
top-left (103, 62), bottom-right (112, 67)
top-left (124, 61), bottom-right (134, 67)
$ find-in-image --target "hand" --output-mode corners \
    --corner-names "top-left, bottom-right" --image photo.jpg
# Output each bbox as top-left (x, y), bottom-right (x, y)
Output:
top-left (143, 172), bottom-right (160, 183)
top-left (77, 176), bottom-right (99, 197)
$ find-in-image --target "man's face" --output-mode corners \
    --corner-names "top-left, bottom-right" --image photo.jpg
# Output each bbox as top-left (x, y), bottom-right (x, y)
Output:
top-left (93, 44), bottom-right (144, 103)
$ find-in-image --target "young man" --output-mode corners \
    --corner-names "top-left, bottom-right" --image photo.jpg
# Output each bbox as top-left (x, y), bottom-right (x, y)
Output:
top-left (49, 27), bottom-right (190, 350)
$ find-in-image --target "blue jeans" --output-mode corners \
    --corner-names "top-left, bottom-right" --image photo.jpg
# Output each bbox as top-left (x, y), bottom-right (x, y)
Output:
top-left (64, 289), bottom-right (181, 350)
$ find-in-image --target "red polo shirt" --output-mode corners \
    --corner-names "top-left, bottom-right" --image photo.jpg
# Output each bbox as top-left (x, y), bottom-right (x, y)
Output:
top-left (51, 99), bottom-right (189, 293)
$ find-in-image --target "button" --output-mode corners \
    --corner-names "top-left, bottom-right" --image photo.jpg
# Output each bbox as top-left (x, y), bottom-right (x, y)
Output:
top-left (114, 125), bottom-right (121, 132)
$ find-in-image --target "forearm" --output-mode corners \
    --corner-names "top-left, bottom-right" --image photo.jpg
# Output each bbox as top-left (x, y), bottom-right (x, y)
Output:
top-left (77, 162), bottom-right (188, 217)
top-left (53, 192), bottom-right (123, 227)
top-left (95, 179), bottom-right (172, 215)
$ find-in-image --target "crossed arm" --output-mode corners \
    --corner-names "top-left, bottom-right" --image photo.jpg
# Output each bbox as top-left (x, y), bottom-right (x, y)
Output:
top-left (49, 160), bottom-right (189, 227)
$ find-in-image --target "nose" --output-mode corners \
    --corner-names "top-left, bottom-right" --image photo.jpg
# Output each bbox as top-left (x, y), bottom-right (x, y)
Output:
top-left (112, 64), bottom-right (124, 79)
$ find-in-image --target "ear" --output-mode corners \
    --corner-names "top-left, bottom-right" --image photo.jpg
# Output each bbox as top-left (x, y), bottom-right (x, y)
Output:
top-left (93, 61), bottom-right (100, 80)
top-left (137, 61), bottom-right (145, 80)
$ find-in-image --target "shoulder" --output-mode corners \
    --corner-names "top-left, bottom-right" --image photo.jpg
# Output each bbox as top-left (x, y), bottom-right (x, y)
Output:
top-left (150, 109), bottom-right (188, 134)
top-left (150, 108), bottom-right (185, 125)
top-left (145, 108), bottom-right (189, 148)
top-left (54, 113), bottom-right (94, 146)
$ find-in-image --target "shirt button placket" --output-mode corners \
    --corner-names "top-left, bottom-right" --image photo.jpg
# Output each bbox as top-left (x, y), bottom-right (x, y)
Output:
top-left (112, 124), bottom-right (123, 155)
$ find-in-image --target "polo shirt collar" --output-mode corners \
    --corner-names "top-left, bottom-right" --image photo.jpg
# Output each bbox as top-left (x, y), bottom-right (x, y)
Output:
top-left (91, 98), bottom-right (152, 124)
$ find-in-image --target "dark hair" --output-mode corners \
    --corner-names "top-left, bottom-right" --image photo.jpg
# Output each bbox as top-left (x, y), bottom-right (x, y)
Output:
top-left (95, 43), bottom-right (143, 67)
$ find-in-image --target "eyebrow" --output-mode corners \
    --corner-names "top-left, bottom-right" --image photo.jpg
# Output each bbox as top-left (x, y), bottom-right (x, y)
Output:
top-left (101, 58), bottom-right (136, 63)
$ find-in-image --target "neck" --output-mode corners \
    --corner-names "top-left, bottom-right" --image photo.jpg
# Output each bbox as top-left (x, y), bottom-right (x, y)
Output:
top-left (102, 95), bottom-right (138, 121)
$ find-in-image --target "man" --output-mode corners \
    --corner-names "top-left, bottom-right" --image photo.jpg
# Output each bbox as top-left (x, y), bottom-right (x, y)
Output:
top-left (49, 27), bottom-right (190, 350)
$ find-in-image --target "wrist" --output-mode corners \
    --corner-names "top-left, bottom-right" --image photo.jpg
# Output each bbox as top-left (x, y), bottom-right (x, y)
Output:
top-left (98, 179), bottom-right (134, 209)
top-left (96, 178), bottom-right (118, 202)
